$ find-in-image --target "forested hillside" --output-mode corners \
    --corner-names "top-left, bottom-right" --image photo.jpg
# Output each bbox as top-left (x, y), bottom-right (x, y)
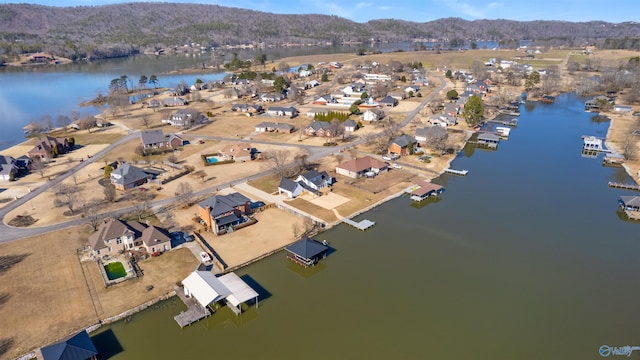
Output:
top-left (1, 2), bottom-right (639, 61)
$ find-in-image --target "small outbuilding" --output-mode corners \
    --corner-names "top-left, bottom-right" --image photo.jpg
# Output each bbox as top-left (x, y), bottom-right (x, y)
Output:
top-left (285, 238), bottom-right (329, 267)
top-left (40, 330), bottom-right (98, 360)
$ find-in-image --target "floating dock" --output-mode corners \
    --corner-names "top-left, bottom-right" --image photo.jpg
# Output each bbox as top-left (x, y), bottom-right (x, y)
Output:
top-left (444, 168), bottom-right (469, 176)
top-left (608, 182), bottom-right (640, 192)
top-left (625, 210), bottom-right (640, 220)
top-left (174, 286), bottom-right (212, 328)
top-left (487, 118), bottom-right (518, 127)
top-left (342, 218), bottom-right (375, 231)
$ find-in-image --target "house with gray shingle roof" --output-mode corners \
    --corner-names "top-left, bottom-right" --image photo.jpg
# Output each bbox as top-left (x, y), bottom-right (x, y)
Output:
top-left (278, 178), bottom-right (304, 198)
top-left (140, 130), bottom-right (183, 149)
top-left (343, 119), bottom-right (358, 132)
top-left (198, 192), bottom-right (252, 235)
top-left (0, 155), bottom-right (17, 181)
top-left (295, 170), bottom-right (333, 192)
top-left (379, 95), bottom-right (397, 107)
top-left (40, 330), bottom-right (98, 360)
top-left (255, 122), bottom-right (294, 133)
top-left (109, 163), bottom-right (151, 190)
top-left (88, 219), bottom-right (172, 258)
top-left (388, 134), bottom-right (416, 157)
top-left (415, 126), bottom-right (447, 146)
top-left (304, 120), bottom-right (333, 137)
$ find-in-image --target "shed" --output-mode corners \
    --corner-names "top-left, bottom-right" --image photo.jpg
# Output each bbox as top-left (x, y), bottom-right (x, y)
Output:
top-left (285, 238), bottom-right (329, 267)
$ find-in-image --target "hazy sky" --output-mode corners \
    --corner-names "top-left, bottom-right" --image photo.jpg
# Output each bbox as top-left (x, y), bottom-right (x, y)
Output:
top-left (1, 0), bottom-right (637, 23)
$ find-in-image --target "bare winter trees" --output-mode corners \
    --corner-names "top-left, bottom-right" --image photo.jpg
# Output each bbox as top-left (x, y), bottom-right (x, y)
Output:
top-left (175, 182), bottom-right (194, 206)
top-left (53, 183), bottom-right (79, 214)
top-left (264, 149), bottom-right (292, 178)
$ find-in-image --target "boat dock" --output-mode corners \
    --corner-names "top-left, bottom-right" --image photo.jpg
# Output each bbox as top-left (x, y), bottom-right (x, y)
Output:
top-left (444, 168), bottom-right (469, 176)
top-left (174, 286), bottom-right (212, 328)
top-left (608, 182), bottom-right (640, 192)
top-left (342, 218), bottom-right (375, 231)
top-left (625, 210), bottom-right (640, 220)
top-left (487, 118), bottom-right (518, 127)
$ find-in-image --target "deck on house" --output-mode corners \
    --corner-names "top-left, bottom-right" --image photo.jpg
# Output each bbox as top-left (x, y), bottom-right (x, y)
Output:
top-left (342, 218), bottom-right (375, 231)
top-left (608, 182), bottom-right (640, 192)
top-left (444, 168), bottom-right (469, 176)
top-left (174, 287), bottom-right (212, 328)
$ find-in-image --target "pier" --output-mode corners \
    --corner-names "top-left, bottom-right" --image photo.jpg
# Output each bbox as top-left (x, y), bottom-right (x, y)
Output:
top-left (487, 118), bottom-right (518, 127)
top-left (608, 182), bottom-right (640, 192)
top-left (624, 210), bottom-right (640, 221)
top-left (444, 168), bottom-right (469, 176)
top-left (342, 218), bottom-right (375, 231)
top-left (174, 286), bottom-right (212, 328)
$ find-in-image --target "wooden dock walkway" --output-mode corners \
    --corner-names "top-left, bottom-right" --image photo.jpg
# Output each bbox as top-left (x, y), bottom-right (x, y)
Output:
top-left (625, 210), bottom-right (640, 220)
top-left (444, 168), bottom-right (468, 176)
top-left (174, 286), bottom-right (211, 328)
top-left (608, 182), bottom-right (640, 192)
top-left (342, 218), bottom-right (375, 231)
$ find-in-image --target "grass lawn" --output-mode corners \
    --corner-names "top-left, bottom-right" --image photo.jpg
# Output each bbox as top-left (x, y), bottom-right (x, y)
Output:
top-left (247, 174), bottom-right (280, 194)
top-left (286, 198), bottom-right (338, 223)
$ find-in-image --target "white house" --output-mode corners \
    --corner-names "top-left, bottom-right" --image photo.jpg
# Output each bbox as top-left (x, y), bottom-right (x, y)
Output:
top-left (362, 109), bottom-right (384, 122)
top-left (278, 178), bottom-right (304, 198)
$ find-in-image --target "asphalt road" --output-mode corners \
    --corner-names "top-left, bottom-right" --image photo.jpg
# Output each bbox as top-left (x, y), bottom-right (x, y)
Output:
top-left (0, 75), bottom-right (445, 244)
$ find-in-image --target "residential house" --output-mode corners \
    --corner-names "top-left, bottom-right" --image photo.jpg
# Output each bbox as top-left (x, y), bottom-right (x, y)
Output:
top-left (147, 99), bottom-right (162, 109)
top-left (428, 114), bottom-right (457, 127)
top-left (140, 130), bottom-right (183, 149)
top-left (304, 120), bottom-right (333, 137)
top-left (198, 192), bottom-right (252, 235)
top-left (313, 95), bottom-right (337, 105)
top-left (28, 136), bottom-right (71, 159)
top-left (109, 163), bottom-right (151, 190)
top-left (266, 106), bottom-right (298, 118)
top-left (260, 92), bottom-right (286, 102)
top-left (614, 105), bottom-right (633, 113)
top-left (255, 122), bottom-right (294, 133)
top-left (88, 219), bottom-right (172, 258)
top-left (389, 91), bottom-right (407, 101)
top-left (388, 134), bottom-right (416, 157)
top-left (379, 96), bottom-right (397, 107)
top-left (0, 155), bottom-right (17, 180)
top-left (415, 126), bottom-right (447, 146)
top-left (162, 109), bottom-right (202, 127)
top-left (343, 119), bottom-right (358, 133)
top-left (412, 77), bottom-right (429, 86)
top-left (219, 143), bottom-right (253, 162)
top-left (40, 330), bottom-right (98, 360)
top-left (295, 170), bottom-right (333, 193)
top-left (405, 85), bottom-right (420, 94)
top-left (362, 109), bottom-right (385, 122)
top-left (278, 178), bottom-right (304, 198)
top-left (231, 103), bottom-right (263, 114)
top-left (335, 156), bottom-right (389, 179)
top-left (443, 103), bottom-right (460, 117)
top-left (163, 97), bottom-right (188, 107)
top-left (364, 73), bottom-right (391, 82)
top-left (306, 108), bottom-right (329, 118)
top-left (305, 79), bottom-right (320, 88)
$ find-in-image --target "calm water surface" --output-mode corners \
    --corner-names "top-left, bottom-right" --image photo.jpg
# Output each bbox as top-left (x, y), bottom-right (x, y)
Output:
top-left (91, 94), bottom-right (639, 360)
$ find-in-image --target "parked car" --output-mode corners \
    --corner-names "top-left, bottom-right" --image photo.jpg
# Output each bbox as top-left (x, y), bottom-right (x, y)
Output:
top-left (392, 164), bottom-right (402, 169)
top-left (382, 155), bottom-right (392, 161)
top-left (183, 233), bottom-right (194, 242)
top-left (200, 251), bottom-right (211, 262)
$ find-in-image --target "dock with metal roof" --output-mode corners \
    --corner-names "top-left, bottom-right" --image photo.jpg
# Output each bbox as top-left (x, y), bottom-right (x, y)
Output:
top-left (174, 286), bottom-right (212, 328)
top-left (342, 218), bottom-right (375, 231)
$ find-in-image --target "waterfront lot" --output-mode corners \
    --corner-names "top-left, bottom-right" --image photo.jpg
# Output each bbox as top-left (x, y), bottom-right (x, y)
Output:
top-left (0, 227), bottom-right (197, 359)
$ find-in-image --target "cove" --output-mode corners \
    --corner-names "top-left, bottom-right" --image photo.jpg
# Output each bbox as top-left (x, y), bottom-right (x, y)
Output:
top-left (91, 93), bottom-right (640, 360)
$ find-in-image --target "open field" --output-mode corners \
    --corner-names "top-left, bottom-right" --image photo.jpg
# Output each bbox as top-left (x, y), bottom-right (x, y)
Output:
top-left (0, 224), bottom-right (198, 360)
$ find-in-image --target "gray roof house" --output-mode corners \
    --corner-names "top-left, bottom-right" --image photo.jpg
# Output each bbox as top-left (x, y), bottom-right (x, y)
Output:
top-left (255, 122), bottom-right (294, 133)
top-left (278, 178), bottom-right (304, 198)
top-left (88, 219), bottom-right (171, 258)
top-left (415, 126), bottom-right (447, 145)
top-left (40, 330), bottom-right (98, 360)
top-left (266, 106), bottom-right (298, 118)
top-left (198, 192), bottom-right (252, 235)
top-left (162, 109), bottom-right (202, 127)
top-left (379, 96), bottom-right (397, 107)
top-left (295, 170), bottom-right (333, 192)
top-left (0, 155), bottom-right (17, 181)
top-left (343, 119), bottom-right (358, 132)
top-left (109, 163), bottom-right (151, 190)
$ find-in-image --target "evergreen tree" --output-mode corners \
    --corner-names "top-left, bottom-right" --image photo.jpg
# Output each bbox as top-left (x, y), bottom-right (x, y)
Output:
top-left (462, 95), bottom-right (483, 126)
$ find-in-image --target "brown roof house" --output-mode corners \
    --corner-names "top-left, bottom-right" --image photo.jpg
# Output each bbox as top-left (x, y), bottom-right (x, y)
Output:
top-left (140, 129), bottom-right (184, 150)
top-left (89, 219), bottom-right (172, 258)
top-left (198, 192), bottom-right (252, 235)
top-left (335, 156), bottom-right (389, 179)
top-left (109, 163), bottom-right (151, 190)
top-left (28, 136), bottom-right (70, 159)
top-left (219, 143), bottom-right (254, 162)
top-left (388, 134), bottom-right (416, 157)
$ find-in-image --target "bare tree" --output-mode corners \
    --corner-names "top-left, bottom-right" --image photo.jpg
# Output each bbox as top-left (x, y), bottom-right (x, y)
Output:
top-left (129, 191), bottom-right (152, 221)
top-left (56, 183), bottom-right (79, 214)
top-left (79, 116), bottom-right (95, 133)
top-left (192, 170), bottom-right (207, 182)
top-left (166, 153), bottom-right (178, 164)
top-left (31, 157), bottom-right (47, 178)
top-left (622, 134), bottom-right (639, 160)
top-left (103, 183), bottom-right (117, 203)
top-left (264, 149), bottom-right (291, 177)
top-left (140, 114), bottom-right (152, 128)
top-left (56, 115), bottom-right (71, 133)
top-left (67, 163), bottom-right (79, 185)
top-left (328, 118), bottom-right (344, 143)
top-left (175, 182), bottom-right (194, 206)
top-left (41, 115), bottom-right (54, 133)
top-left (293, 152), bottom-right (310, 174)
top-left (84, 199), bottom-right (105, 231)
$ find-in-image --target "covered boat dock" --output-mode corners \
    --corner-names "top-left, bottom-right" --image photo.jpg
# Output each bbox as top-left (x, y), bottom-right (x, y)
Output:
top-left (285, 238), bottom-right (329, 268)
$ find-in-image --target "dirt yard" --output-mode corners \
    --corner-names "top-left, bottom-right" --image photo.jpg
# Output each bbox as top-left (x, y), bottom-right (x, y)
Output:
top-left (0, 225), bottom-right (198, 360)
top-left (606, 111), bottom-right (640, 183)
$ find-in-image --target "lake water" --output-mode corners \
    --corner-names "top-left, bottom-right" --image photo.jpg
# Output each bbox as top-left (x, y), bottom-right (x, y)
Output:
top-left (90, 94), bottom-right (640, 360)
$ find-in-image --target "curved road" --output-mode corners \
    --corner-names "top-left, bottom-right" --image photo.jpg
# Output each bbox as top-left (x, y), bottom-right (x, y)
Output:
top-left (0, 75), bottom-right (445, 244)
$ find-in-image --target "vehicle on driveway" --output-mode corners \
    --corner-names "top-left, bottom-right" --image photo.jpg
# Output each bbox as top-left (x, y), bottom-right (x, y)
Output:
top-left (183, 233), bottom-right (194, 242)
top-left (392, 164), bottom-right (402, 169)
top-left (200, 251), bottom-right (211, 263)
